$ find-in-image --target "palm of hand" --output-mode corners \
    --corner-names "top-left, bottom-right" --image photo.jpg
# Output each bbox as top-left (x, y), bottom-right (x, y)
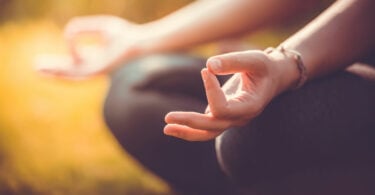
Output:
top-left (164, 51), bottom-right (280, 141)
top-left (213, 72), bottom-right (266, 124)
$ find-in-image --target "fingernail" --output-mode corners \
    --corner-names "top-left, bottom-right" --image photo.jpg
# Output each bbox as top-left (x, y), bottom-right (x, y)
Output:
top-left (201, 69), bottom-right (208, 81)
top-left (208, 59), bottom-right (221, 72)
top-left (163, 126), bottom-right (175, 136)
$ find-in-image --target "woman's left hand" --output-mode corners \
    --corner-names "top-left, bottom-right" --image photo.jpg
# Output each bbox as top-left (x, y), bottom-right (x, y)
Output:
top-left (35, 15), bottom-right (149, 79)
top-left (164, 50), bottom-right (299, 141)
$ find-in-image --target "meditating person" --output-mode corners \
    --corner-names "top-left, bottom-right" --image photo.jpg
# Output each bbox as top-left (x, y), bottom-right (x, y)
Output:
top-left (37, 0), bottom-right (375, 194)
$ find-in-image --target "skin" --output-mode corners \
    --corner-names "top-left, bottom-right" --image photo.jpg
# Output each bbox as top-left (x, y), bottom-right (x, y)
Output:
top-left (164, 0), bottom-right (375, 141)
top-left (36, 0), bottom-right (375, 141)
top-left (36, 0), bottom-right (316, 78)
top-left (164, 49), bottom-right (299, 141)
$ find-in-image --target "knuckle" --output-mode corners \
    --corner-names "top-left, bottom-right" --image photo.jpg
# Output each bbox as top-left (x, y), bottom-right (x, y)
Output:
top-left (181, 118), bottom-right (193, 127)
top-left (211, 107), bottom-right (229, 119)
top-left (212, 105), bottom-right (238, 120)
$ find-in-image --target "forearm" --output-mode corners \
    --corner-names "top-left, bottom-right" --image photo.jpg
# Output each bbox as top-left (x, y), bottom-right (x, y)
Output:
top-left (281, 0), bottom-right (375, 85)
top-left (139, 0), bottom-right (316, 54)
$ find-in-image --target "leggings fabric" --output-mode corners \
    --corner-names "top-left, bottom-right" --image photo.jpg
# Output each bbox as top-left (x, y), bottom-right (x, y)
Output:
top-left (103, 54), bottom-right (375, 195)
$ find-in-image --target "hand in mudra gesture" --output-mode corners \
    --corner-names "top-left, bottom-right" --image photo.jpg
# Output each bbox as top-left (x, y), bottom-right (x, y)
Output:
top-left (164, 50), bottom-right (298, 141)
top-left (36, 15), bottom-right (145, 79)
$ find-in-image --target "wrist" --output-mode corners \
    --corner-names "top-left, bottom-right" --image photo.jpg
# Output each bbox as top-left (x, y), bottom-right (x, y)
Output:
top-left (265, 47), bottom-right (305, 95)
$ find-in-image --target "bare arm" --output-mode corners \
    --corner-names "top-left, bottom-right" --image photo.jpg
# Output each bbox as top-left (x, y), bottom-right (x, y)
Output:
top-left (37, 0), bottom-right (318, 78)
top-left (164, 0), bottom-right (375, 141)
top-left (281, 0), bottom-right (375, 87)
top-left (140, 0), bottom-right (317, 54)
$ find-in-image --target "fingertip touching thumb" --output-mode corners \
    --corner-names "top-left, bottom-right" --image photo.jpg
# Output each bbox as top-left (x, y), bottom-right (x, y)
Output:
top-left (207, 58), bottom-right (222, 73)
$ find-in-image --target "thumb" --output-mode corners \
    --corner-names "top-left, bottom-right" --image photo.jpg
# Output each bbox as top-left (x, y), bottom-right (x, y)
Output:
top-left (206, 50), bottom-right (268, 75)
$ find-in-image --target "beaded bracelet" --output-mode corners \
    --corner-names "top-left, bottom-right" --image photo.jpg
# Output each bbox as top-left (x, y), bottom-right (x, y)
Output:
top-left (265, 46), bottom-right (308, 89)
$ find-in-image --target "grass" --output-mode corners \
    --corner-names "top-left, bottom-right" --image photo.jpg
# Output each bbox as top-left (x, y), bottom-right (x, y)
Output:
top-left (0, 2), bottom-right (294, 192)
top-left (0, 20), bottom-right (170, 195)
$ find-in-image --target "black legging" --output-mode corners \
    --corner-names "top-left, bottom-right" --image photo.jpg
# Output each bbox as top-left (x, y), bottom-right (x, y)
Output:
top-left (103, 54), bottom-right (375, 195)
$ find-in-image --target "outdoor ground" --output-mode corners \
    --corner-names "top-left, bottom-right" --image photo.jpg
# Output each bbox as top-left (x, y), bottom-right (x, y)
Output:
top-left (0, 20), bottom-right (172, 195)
top-left (0, 1), bottom-right (300, 194)
top-left (0, 1), bottom-right (196, 194)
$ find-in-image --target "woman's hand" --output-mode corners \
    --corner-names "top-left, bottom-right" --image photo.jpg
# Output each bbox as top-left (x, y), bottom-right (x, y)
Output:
top-left (35, 15), bottom-right (148, 79)
top-left (164, 50), bottom-right (299, 141)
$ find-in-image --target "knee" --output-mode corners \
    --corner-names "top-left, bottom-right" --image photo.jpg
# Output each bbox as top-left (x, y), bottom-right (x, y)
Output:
top-left (215, 127), bottom-right (259, 187)
top-left (103, 54), bottom-right (207, 152)
top-left (103, 54), bottom-right (177, 133)
top-left (102, 77), bottom-right (143, 150)
top-left (102, 60), bottom-right (138, 141)
top-left (215, 131), bottom-right (233, 181)
top-left (102, 56), bottom-right (164, 150)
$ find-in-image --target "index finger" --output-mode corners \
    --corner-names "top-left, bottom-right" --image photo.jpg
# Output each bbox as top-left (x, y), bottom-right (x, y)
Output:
top-left (64, 18), bottom-right (108, 64)
top-left (64, 16), bottom-right (106, 39)
top-left (201, 68), bottom-right (229, 119)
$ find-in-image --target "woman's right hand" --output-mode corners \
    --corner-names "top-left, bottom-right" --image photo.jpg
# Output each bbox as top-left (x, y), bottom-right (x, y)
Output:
top-left (164, 49), bottom-right (300, 141)
top-left (36, 15), bottom-right (148, 79)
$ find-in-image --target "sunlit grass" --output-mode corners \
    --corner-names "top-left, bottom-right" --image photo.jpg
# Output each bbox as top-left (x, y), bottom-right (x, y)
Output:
top-left (0, 0), bottom-right (295, 192)
top-left (0, 20), bottom-right (170, 195)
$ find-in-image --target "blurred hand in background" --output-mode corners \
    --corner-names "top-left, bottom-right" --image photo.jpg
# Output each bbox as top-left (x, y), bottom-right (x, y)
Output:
top-left (36, 15), bottom-right (147, 79)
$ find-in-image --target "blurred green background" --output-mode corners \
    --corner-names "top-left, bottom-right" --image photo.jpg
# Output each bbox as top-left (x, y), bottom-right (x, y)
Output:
top-left (0, 1), bottom-right (193, 195)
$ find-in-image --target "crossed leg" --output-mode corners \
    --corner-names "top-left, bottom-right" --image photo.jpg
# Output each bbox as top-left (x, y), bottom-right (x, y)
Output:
top-left (104, 54), bottom-right (375, 195)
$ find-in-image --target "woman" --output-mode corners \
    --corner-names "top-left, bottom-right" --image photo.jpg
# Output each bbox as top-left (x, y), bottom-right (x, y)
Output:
top-left (37, 0), bottom-right (375, 194)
